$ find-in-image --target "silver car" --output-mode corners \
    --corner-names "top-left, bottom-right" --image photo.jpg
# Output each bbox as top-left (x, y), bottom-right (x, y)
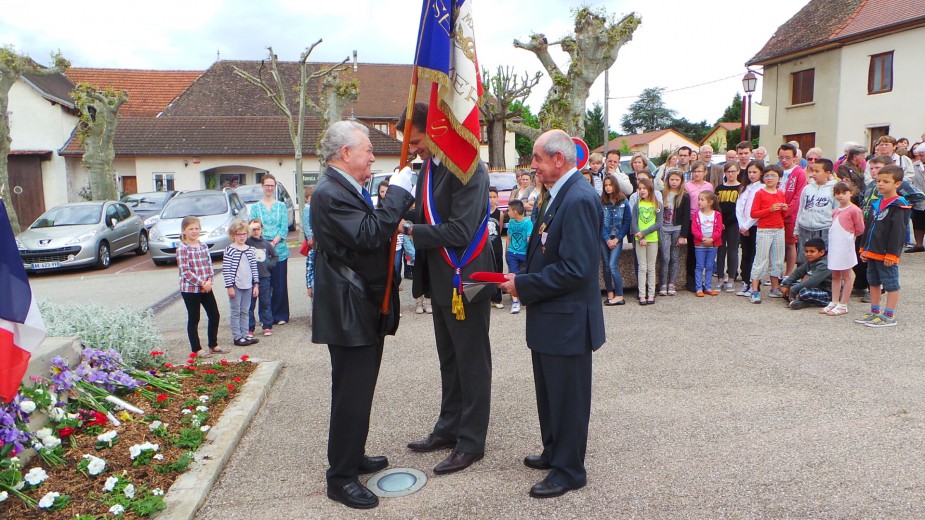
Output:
top-left (16, 201), bottom-right (148, 271)
top-left (234, 183), bottom-right (295, 231)
top-left (148, 189), bottom-right (247, 265)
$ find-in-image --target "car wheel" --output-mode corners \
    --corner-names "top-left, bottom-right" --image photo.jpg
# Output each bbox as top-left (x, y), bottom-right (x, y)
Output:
top-left (96, 241), bottom-right (111, 270)
top-left (135, 232), bottom-right (149, 255)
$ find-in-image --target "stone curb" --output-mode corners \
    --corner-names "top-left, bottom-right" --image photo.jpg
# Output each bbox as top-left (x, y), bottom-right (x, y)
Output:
top-left (157, 359), bottom-right (282, 519)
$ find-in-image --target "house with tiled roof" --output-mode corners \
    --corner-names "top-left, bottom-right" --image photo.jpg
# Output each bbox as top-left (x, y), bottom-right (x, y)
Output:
top-left (699, 122), bottom-right (742, 151)
top-left (65, 68), bottom-right (203, 117)
top-left (592, 129), bottom-right (698, 158)
top-left (747, 0), bottom-right (925, 155)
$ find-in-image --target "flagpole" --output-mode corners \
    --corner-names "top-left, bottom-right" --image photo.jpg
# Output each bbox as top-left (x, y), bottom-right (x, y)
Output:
top-left (381, 3), bottom-right (429, 316)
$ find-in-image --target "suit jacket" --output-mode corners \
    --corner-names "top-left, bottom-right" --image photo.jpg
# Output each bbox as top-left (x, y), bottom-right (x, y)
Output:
top-left (411, 160), bottom-right (494, 306)
top-left (516, 172), bottom-right (606, 356)
top-left (707, 163), bottom-right (726, 189)
top-left (311, 167), bottom-right (414, 347)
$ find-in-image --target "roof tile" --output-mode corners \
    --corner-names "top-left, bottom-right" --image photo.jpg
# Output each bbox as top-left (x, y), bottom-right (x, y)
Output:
top-left (65, 68), bottom-right (203, 117)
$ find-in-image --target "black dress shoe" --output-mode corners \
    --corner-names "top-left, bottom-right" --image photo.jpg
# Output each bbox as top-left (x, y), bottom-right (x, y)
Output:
top-left (407, 434), bottom-right (455, 452)
top-left (529, 478), bottom-right (585, 499)
top-left (358, 455), bottom-right (388, 475)
top-left (327, 480), bottom-right (379, 509)
top-left (433, 450), bottom-right (483, 475)
top-left (523, 455), bottom-right (551, 470)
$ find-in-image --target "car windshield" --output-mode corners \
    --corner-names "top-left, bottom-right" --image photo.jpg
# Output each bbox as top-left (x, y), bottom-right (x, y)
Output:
top-left (489, 172), bottom-right (517, 190)
top-left (234, 185), bottom-right (263, 203)
top-left (122, 192), bottom-right (169, 209)
top-left (31, 205), bottom-right (102, 228)
top-left (161, 194), bottom-right (228, 218)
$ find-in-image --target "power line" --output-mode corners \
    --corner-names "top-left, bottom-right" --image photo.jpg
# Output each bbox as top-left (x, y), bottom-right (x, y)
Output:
top-left (607, 73), bottom-right (742, 100)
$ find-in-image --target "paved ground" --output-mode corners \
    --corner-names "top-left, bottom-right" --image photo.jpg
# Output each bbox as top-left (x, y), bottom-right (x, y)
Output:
top-left (29, 251), bottom-right (925, 518)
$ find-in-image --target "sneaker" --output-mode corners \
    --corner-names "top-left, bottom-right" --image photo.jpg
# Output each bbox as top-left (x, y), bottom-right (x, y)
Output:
top-left (246, 330), bottom-right (255, 339)
top-left (789, 300), bottom-right (808, 310)
top-left (750, 292), bottom-right (761, 304)
top-left (705, 290), bottom-right (719, 296)
top-left (277, 320), bottom-right (287, 325)
top-left (735, 283), bottom-right (750, 296)
top-left (658, 286), bottom-right (668, 296)
top-left (861, 290), bottom-right (871, 303)
top-left (493, 302), bottom-right (504, 309)
top-left (415, 297), bottom-right (424, 314)
top-left (696, 291), bottom-right (704, 297)
top-left (263, 329), bottom-right (272, 336)
top-left (865, 315), bottom-right (897, 327)
top-left (667, 284), bottom-right (677, 296)
top-left (511, 301), bottom-right (521, 314)
top-left (423, 298), bottom-right (433, 314)
top-left (763, 279), bottom-right (771, 286)
top-left (233, 338), bottom-right (250, 347)
top-left (245, 337), bottom-right (259, 345)
top-left (724, 281), bottom-right (735, 292)
top-left (854, 312), bottom-right (880, 324)
top-left (768, 289), bottom-right (784, 298)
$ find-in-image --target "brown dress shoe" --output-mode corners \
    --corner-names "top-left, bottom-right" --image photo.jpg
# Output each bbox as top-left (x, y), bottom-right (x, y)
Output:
top-left (433, 450), bottom-right (483, 475)
top-left (407, 434), bottom-right (455, 452)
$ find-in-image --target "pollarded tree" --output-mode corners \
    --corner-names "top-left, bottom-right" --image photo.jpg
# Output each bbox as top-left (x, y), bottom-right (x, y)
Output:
top-left (511, 6), bottom-right (641, 139)
top-left (72, 84), bottom-right (127, 201)
top-left (479, 66), bottom-right (541, 169)
top-left (0, 47), bottom-right (70, 233)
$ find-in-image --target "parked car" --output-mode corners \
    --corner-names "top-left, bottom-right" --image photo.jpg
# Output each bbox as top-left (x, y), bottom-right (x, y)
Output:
top-left (489, 171), bottom-right (518, 212)
top-left (364, 171), bottom-right (420, 207)
top-left (120, 190), bottom-right (178, 229)
top-left (16, 201), bottom-right (148, 271)
top-left (148, 189), bottom-right (247, 265)
top-left (234, 183), bottom-right (295, 231)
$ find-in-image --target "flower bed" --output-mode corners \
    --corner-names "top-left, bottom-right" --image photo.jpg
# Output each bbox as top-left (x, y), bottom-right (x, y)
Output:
top-left (1, 350), bottom-right (255, 519)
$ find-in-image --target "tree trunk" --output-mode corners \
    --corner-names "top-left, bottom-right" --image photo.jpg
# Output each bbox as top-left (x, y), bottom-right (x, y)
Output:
top-left (508, 122), bottom-right (542, 141)
top-left (0, 75), bottom-right (19, 233)
top-left (487, 120), bottom-right (507, 169)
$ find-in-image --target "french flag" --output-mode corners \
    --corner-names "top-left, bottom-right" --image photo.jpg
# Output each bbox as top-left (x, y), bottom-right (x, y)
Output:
top-left (0, 200), bottom-right (46, 402)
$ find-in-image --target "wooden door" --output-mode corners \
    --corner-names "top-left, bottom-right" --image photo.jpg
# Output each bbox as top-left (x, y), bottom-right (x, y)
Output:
top-left (8, 156), bottom-right (45, 228)
top-left (122, 176), bottom-right (137, 195)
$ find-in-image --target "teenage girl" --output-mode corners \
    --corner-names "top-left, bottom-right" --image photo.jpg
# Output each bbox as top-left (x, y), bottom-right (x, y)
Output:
top-left (177, 216), bottom-right (223, 355)
top-left (692, 191), bottom-right (724, 296)
top-left (715, 162), bottom-right (742, 291)
top-left (748, 165), bottom-right (788, 303)
top-left (601, 175), bottom-right (631, 305)
top-left (658, 169), bottom-right (690, 296)
top-left (631, 177), bottom-right (662, 305)
top-left (822, 182), bottom-right (865, 315)
top-left (735, 160), bottom-right (765, 296)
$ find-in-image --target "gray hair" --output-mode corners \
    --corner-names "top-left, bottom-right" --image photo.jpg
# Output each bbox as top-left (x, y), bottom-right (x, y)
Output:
top-left (541, 130), bottom-right (576, 164)
top-left (321, 120), bottom-right (369, 162)
top-left (699, 144), bottom-right (714, 153)
top-left (842, 141), bottom-right (860, 153)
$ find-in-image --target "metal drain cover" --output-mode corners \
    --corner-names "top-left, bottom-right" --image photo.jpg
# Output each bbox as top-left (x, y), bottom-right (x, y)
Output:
top-left (367, 468), bottom-right (427, 498)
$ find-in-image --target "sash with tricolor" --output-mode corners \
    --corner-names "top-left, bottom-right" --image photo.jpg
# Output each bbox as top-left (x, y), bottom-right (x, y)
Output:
top-left (420, 161), bottom-right (489, 320)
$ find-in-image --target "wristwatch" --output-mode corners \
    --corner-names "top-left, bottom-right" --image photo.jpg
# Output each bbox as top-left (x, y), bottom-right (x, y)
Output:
top-left (402, 221), bottom-right (413, 235)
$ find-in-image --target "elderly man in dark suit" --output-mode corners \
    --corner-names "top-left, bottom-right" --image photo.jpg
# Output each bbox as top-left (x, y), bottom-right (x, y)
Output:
top-left (399, 102), bottom-right (494, 475)
top-left (500, 129), bottom-right (606, 499)
top-left (311, 120), bottom-right (415, 509)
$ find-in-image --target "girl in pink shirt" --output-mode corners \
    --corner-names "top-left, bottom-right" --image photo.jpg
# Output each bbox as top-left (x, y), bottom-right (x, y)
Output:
top-left (822, 182), bottom-right (865, 316)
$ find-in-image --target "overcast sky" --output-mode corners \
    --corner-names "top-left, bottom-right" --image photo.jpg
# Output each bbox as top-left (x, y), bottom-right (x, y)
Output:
top-left (2, 0), bottom-right (807, 134)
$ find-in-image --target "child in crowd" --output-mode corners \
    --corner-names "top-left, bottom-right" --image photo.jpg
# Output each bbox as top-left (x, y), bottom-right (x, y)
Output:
top-left (177, 216), bottom-right (222, 356)
top-left (684, 161), bottom-right (714, 292)
top-left (223, 219), bottom-right (259, 347)
top-left (749, 165), bottom-right (788, 303)
top-left (247, 218), bottom-right (278, 337)
top-left (692, 191), bottom-right (723, 296)
top-left (822, 182), bottom-right (864, 316)
top-left (778, 143), bottom-right (807, 277)
top-left (602, 175), bottom-right (631, 305)
top-left (780, 238), bottom-right (831, 309)
top-left (735, 160), bottom-right (765, 296)
top-left (856, 165), bottom-right (910, 327)
top-left (631, 177), bottom-right (662, 305)
top-left (488, 187), bottom-right (505, 309)
top-left (505, 199), bottom-right (532, 314)
top-left (715, 161), bottom-right (742, 291)
top-left (658, 170), bottom-right (690, 296)
top-left (794, 158), bottom-right (837, 262)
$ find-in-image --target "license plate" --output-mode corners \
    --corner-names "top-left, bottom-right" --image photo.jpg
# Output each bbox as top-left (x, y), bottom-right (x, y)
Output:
top-left (31, 262), bottom-right (60, 269)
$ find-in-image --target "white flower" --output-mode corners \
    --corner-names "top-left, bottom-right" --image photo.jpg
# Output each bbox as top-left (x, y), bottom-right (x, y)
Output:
top-left (0, 491), bottom-right (8, 502)
top-left (152, 488), bottom-right (164, 496)
top-left (49, 407), bottom-right (66, 421)
top-left (82, 454), bottom-right (106, 476)
top-left (123, 483), bottom-right (135, 499)
top-left (38, 491), bottom-right (59, 508)
top-left (109, 504), bottom-right (125, 515)
top-left (196, 405), bottom-right (209, 412)
top-left (24, 467), bottom-right (48, 486)
top-left (198, 395), bottom-right (210, 403)
top-left (129, 442), bottom-right (160, 460)
top-left (103, 476), bottom-right (119, 492)
top-left (200, 425), bottom-right (211, 432)
top-left (181, 408), bottom-right (192, 415)
top-left (149, 420), bottom-right (163, 431)
top-left (35, 427), bottom-right (53, 440)
top-left (191, 417), bottom-right (201, 427)
top-left (97, 430), bottom-right (118, 445)
top-left (66, 412), bottom-right (78, 420)
top-left (19, 400), bottom-right (36, 414)
top-left (42, 436), bottom-right (61, 449)
top-left (153, 454), bottom-right (165, 461)
top-left (35, 389), bottom-right (44, 395)
top-left (13, 481), bottom-right (24, 491)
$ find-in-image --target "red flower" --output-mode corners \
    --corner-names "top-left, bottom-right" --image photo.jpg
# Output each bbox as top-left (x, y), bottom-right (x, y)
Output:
top-left (219, 359), bottom-right (229, 366)
top-left (164, 363), bottom-right (174, 368)
top-left (156, 394), bottom-right (168, 403)
top-left (232, 376), bottom-right (242, 383)
top-left (189, 352), bottom-right (199, 358)
top-left (59, 427), bottom-right (76, 438)
top-left (150, 350), bottom-right (164, 357)
top-left (86, 411), bottom-right (107, 427)
top-left (204, 369), bottom-right (217, 375)
top-left (240, 355), bottom-right (250, 362)
top-left (227, 384), bottom-right (236, 392)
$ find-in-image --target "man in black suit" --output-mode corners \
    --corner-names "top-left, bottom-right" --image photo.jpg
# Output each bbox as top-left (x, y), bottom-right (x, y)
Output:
top-left (500, 129), bottom-right (606, 498)
top-left (399, 102), bottom-right (494, 475)
top-left (311, 120), bottom-right (415, 509)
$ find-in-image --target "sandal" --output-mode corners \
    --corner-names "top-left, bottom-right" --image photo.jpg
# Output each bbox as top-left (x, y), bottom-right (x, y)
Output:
top-left (819, 303), bottom-right (836, 314)
top-left (209, 346), bottom-right (229, 354)
top-left (825, 307), bottom-right (848, 316)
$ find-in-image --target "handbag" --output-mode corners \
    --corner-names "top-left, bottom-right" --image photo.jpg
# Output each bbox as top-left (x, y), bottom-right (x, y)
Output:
top-left (300, 238), bottom-right (311, 256)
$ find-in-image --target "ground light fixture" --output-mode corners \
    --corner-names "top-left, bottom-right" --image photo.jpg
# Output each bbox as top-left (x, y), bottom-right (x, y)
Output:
top-left (366, 468), bottom-right (428, 498)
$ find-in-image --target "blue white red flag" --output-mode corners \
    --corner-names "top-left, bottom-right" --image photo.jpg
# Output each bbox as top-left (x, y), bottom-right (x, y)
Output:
top-left (415, 0), bottom-right (484, 184)
top-left (0, 201), bottom-right (46, 402)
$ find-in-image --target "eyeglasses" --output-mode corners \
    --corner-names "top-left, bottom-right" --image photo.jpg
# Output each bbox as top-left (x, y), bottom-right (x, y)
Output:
top-left (806, 157), bottom-right (820, 162)
top-left (235, 232), bottom-right (248, 236)
top-left (763, 174), bottom-right (779, 179)
top-left (778, 155), bottom-right (794, 160)
top-left (263, 184), bottom-right (276, 188)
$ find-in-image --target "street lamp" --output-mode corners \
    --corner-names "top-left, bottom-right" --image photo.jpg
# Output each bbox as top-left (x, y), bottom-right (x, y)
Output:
top-left (742, 71), bottom-right (757, 144)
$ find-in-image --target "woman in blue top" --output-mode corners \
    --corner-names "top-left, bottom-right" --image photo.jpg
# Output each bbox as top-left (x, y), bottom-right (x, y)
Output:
top-left (601, 175), bottom-right (631, 305)
top-left (249, 174), bottom-right (290, 325)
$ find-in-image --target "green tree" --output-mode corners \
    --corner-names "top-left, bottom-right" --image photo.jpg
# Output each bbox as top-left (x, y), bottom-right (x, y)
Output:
top-left (717, 93), bottom-right (742, 124)
top-left (620, 87), bottom-right (675, 134)
top-left (583, 102), bottom-right (607, 151)
top-left (511, 100), bottom-right (539, 163)
top-left (669, 116), bottom-right (710, 143)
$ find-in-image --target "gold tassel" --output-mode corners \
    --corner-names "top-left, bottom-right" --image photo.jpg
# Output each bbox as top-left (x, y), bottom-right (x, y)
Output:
top-left (452, 288), bottom-right (465, 320)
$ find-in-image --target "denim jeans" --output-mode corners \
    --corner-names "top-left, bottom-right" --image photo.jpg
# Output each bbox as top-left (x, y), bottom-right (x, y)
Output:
top-left (601, 240), bottom-right (624, 296)
top-left (694, 246), bottom-right (718, 291)
top-left (248, 277), bottom-right (273, 331)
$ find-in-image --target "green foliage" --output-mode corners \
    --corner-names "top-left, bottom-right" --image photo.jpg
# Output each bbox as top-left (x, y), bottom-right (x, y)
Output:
top-left (726, 127), bottom-right (759, 150)
top-left (155, 452), bottom-right (194, 474)
top-left (709, 137), bottom-right (725, 152)
top-left (717, 93), bottom-right (742, 124)
top-left (583, 102), bottom-right (608, 151)
top-left (619, 139), bottom-right (631, 155)
top-left (511, 101), bottom-right (539, 160)
top-left (175, 427), bottom-right (204, 450)
top-left (669, 117), bottom-right (711, 144)
top-left (38, 301), bottom-right (163, 368)
top-left (620, 87), bottom-right (676, 134)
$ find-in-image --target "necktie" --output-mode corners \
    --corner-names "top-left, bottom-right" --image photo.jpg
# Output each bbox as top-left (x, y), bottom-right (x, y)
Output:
top-left (361, 187), bottom-right (374, 209)
top-left (536, 193), bottom-right (549, 221)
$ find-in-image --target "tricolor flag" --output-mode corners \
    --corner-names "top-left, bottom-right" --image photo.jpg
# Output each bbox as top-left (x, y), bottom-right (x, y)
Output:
top-left (0, 201), bottom-right (47, 402)
top-left (415, 0), bottom-right (484, 184)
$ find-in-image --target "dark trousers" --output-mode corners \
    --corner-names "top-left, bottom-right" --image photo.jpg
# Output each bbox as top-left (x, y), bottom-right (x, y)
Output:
top-left (269, 258), bottom-right (290, 322)
top-left (740, 227), bottom-right (757, 283)
top-left (532, 349), bottom-right (592, 488)
top-left (247, 277), bottom-right (273, 332)
top-left (326, 341), bottom-right (383, 486)
top-left (685, 230), bottom-right (696, 291)
top-left (181, 291), bottom-right (220, 353)
top-left (430, 299), bottom-right (492, 453)
top-left (490, 239), bottom-right (503, 303)
top-left (853, 235), bottom-right (868, 290)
